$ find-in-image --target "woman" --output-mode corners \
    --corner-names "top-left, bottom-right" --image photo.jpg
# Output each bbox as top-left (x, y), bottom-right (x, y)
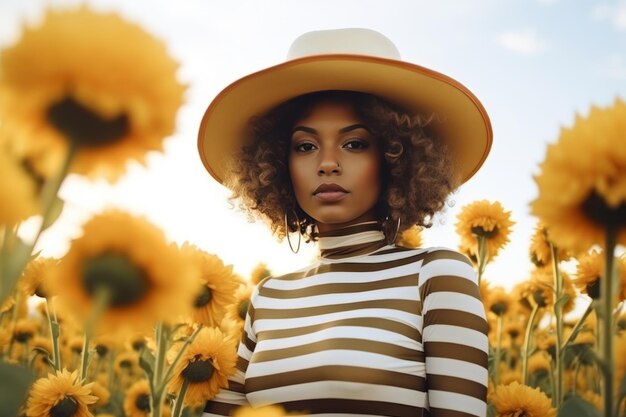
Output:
top-left (199, 29), bottom-right (492, 417)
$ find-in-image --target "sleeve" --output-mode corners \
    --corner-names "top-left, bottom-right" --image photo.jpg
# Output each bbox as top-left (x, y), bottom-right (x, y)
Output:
top-left (203, 292), bottom-right (258, 416)
top-left (418, 248), bottom-right (489, 417)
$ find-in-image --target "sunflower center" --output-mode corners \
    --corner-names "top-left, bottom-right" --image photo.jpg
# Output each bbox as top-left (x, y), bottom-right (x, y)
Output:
top-left (95, 344), bottom-right (109, 357)
top-left (194, 286), bottom-right (212, 308)
top-left (182, 357), bottom-right (215, 382)
top-left (587, 280), bottom-right (600, 299)
top-left (490, 302), bottom-right (508, 316)
top-left (582, 190), bottom-right (626, 228)
top-left (50, 396), bottom-right (78, 417)
top-left (135, 393), bottom-right (151, 412)
top-left (532, 289), bottom-right (548, 308)
top-left (132, 339), bottom-right (146, 351)
top-left (471, 226), bottom-right (498, 238)
top-left (238, 299), bottom-right (250, 320)
top-left (82, 253), bottom-right (148, 307)
top-left (47, 96), bottom-right (129, 146)
top-left (14, 331), bottom-right (34, 343)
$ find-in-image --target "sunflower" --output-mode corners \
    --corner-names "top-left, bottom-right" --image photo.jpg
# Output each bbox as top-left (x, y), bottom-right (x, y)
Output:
top-left (25, 369), bottom-right (97, 417)
top-left (0, 142), bottom-right (39, 225)
top-left (89, 381), bottom-right (110, 408)
top-left (396, 225), bottom-right (423, 249)
top-left (20, 257), bottom-right (60, 298)
top-left (250, 262), bottom-right (272, 285)
top-left (13, 318), bottom-right (39, 344)
top-left (529, 222), bottom-right (572, 268)
top-left (124, 379), bottom-right (172, 417)
top-left (113, 350), bottom-right (140, 377)
top-left (531, 99), bottom-right (626, 254)
top-left (233, 405), bottom-right (291, 417)
top-left (456, 200), bottom-right (515, 262)
top-left (527, 351), bottom-right (551, 376)
top-left (181, 243), bottom-right (239, 327)
top-left (503, 318), bottom-right (525, 346)
top-left (123, 379), bottom-right (151, 417)
top-left (527, 267), bottom-right (576, 313)
top-left (485, 286), bottom-right (513, 316)
top-left (226, 283), bottom-right (254, 331)
top-left (168, 327), bottom-right (238, 407)
top-left (0, 6), bottom-right (185, 182)
top-left (489, 381), bottom-right (556, 417)
top-left (50, 210), bottom-right (197, 332)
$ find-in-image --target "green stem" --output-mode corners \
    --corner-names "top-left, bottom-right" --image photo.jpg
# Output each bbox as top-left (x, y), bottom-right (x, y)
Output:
top-left (476, 235), bottom-right (489, 286)
top-left (550, 243), bottom-right (564, 407)
top-left (158, 325), bottom-right (204, 393)
top-left (1, 144), bottom-right (76, 311)
top-left (79, 289), bottom-right (109, 381)
top-left (32, 143), bottom-right (76, 246)
top-left (561, 301), bottom-right (594, 350)
top-left (172, 379), bottom-right (191, 417)
top-left (600, 227), bottom-right (617, 417)
top-left (45, 298), bottom-right (62, 371)
top-left (573, 358), bottom-right (582, 397)
top-left (151, 322), bottom-right (170, 417)
top-left (522, 303), bottom-right (541, 385)
top-left (494, 314), bottom-right (504, 386)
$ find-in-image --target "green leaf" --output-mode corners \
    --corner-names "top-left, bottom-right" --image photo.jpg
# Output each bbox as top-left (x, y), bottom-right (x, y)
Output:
top-left (0, 360), bottom-right (36, 417)
top-left (41, 196), bottom-right (64, 231)
top-left (554, 293), bottom-right (570, 313)
top-left (558, 395), bottom-right (601, 417)
top-left (139, 347), bottom-right (155, 381)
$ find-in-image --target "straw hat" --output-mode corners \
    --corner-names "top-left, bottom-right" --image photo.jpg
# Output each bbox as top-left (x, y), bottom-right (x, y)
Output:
top-left (198, 28), bottom-right (492, 185)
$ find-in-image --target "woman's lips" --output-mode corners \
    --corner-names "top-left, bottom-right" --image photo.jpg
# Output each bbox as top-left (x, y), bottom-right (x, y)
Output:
top-left (314, 191), bottom-right (348, 202)
top-left (313, 183), bottom-right (349, 202)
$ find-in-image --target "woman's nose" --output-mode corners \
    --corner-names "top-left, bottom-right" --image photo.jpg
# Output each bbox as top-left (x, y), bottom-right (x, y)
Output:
top-left (317, 153), bottom-right (341, 176)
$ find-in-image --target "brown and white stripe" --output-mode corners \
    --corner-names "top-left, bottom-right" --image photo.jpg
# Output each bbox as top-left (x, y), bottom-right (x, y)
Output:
top-left (204, 222), bottom-right (488, 417)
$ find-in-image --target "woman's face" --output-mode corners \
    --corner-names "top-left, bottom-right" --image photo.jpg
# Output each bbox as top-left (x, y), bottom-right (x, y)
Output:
top-left (288, 99), bottom-right (382, 233)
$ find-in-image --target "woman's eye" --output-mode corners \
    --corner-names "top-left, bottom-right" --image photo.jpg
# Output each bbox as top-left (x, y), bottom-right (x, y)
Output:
top-left (294, 142), bottom-right (316, 152)
top-left (344, 139), bottom-right (369, 150)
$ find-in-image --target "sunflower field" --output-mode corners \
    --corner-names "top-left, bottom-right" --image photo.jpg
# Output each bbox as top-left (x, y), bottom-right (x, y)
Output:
top-left (1, 6), bottom-right (626, 417)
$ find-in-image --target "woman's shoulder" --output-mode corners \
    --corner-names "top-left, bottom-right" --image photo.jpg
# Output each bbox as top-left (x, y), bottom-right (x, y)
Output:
top-left (388, 244), bottom-right (474, 266)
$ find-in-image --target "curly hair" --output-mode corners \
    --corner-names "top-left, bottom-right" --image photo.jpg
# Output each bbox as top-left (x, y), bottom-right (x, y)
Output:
top-left (226, 90), bottom-right (459, 242)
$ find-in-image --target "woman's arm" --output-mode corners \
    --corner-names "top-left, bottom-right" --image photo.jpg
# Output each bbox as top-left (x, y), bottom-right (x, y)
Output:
top-left (418, 248), bottom-right (489, 417)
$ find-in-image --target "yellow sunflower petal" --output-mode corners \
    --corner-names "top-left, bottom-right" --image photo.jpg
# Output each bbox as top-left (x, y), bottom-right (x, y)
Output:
top-left (0, 6), bottom-right (185, 182)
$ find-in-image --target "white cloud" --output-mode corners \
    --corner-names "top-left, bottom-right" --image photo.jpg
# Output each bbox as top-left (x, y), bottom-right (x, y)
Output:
top-left (592, 1), bottom-right (626, 31)
top-left (497, 29), bottom-right (547, 55)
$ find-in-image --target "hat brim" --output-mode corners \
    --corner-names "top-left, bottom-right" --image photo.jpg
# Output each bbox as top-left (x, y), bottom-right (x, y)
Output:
top-left (198, 54), bottom-right (492, 185)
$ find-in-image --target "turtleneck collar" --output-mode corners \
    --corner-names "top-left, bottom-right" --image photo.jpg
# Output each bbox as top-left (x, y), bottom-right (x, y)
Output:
top-left (317, 221), bottom-right (388, 260)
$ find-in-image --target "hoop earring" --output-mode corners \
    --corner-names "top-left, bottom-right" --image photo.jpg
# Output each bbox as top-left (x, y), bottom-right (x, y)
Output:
top-left (387, 216), bottom-right (401, 245)
top-left (284, 210), bottom-right (302, 254)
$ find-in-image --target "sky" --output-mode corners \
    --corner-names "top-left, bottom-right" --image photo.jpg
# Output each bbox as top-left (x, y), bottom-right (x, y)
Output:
top-left (2, 0), bottom-right (626, 289)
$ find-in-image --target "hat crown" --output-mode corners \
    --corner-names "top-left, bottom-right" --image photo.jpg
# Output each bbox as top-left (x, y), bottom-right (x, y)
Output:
top-left (286, 28), bottom-right (401, 60)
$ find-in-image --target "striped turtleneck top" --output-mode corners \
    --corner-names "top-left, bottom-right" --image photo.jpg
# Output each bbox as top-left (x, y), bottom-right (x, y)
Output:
top-left (204, 221), bottom-right (489, 417)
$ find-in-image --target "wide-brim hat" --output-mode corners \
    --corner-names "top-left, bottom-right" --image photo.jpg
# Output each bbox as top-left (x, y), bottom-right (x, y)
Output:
top-left (198, 28), bottom-right (492, 185)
